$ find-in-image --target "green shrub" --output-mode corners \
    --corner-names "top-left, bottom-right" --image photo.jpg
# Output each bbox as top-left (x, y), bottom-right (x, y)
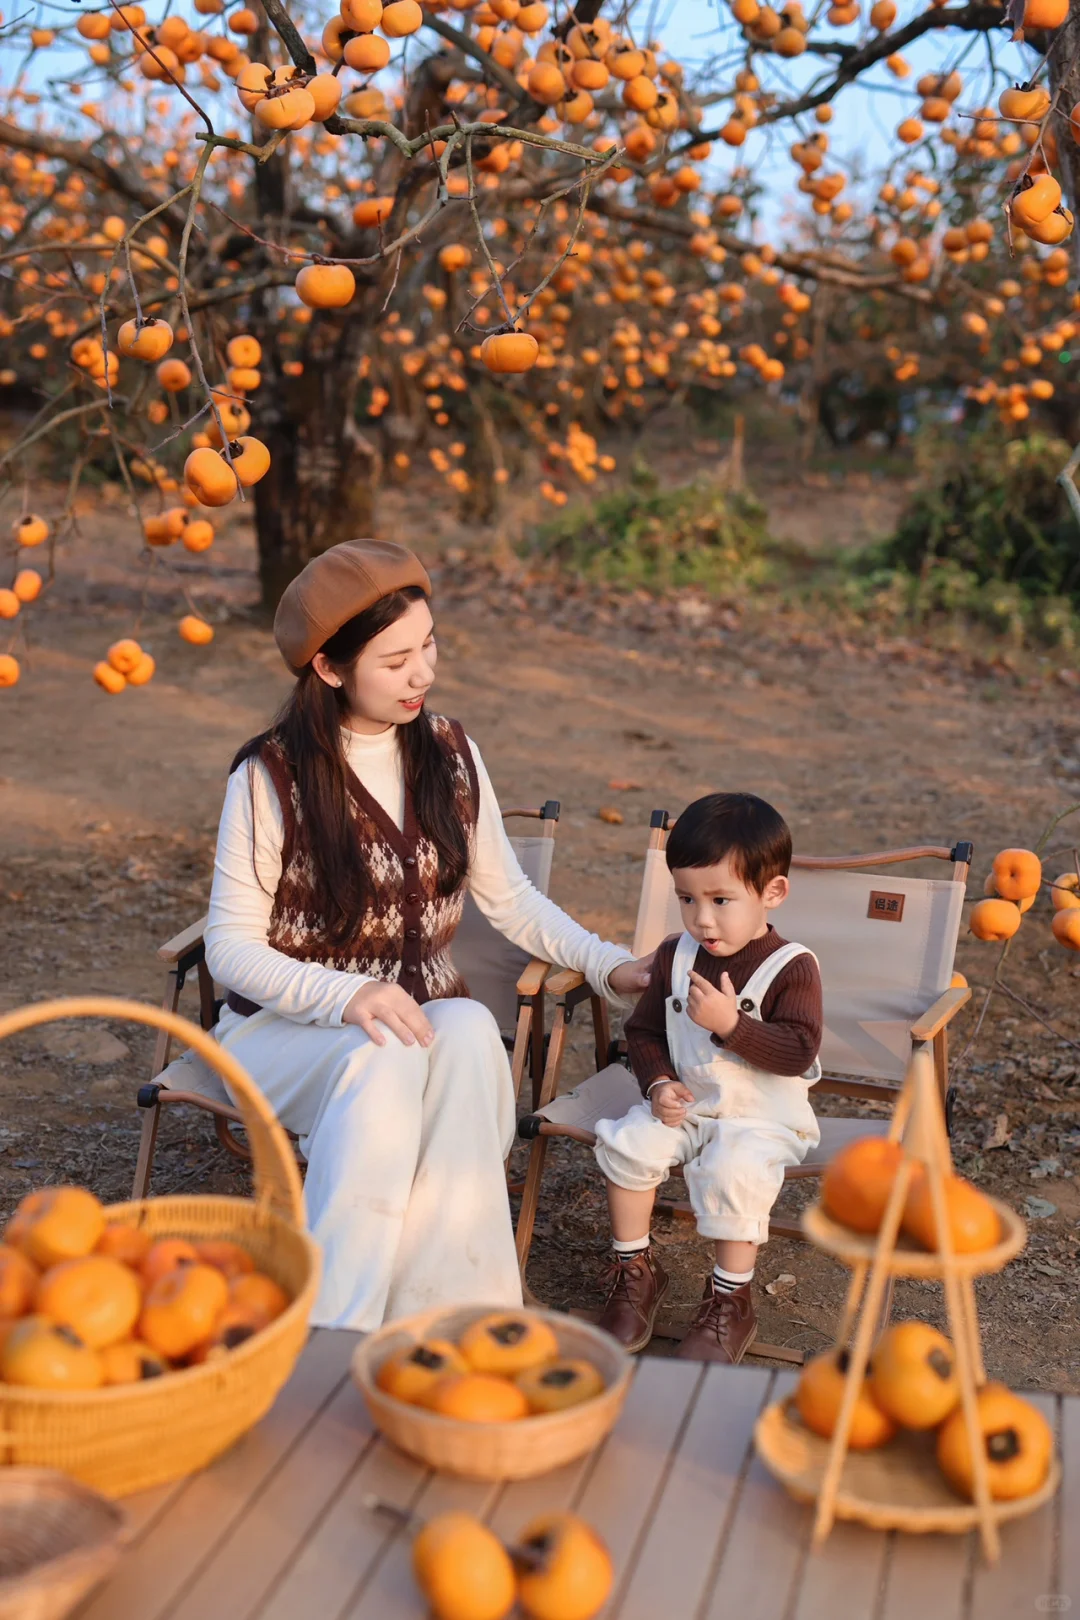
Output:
top-left (528, 462), bottom-right (772, 593)
top-left (879, 428), bottom-right (1080, 601)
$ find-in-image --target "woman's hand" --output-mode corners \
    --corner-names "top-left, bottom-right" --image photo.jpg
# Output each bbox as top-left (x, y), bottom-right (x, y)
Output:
top-left (609, 951), bottom-right (655, 998)
top-left (650, 1079), bottom-right (694, 1126)
top-left (343, 981), bottom-right (435, 1048)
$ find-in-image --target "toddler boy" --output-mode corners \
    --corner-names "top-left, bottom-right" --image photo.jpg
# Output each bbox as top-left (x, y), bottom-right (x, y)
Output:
top-left (594, 792), bottom-right (823, 1363)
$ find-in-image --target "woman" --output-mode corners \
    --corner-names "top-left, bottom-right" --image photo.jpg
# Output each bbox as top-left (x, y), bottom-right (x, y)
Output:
top-left (205, 538), bottom-right (650, 1330)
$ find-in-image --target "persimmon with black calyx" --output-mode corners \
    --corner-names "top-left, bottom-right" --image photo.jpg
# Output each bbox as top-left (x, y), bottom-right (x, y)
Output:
top-left (228, 436), bottom-right (271, 487)
top-left (117, 317), bottom-right (174, 361)
top-left (13, 514), bottom-right (49, 548)
top-left (254, 85), bottom-right (315, 129)
top-left (937, 1383), bottom-right (1053, 1500)
top-left (512, 1514), bottom-right (614, 1620)
top-left (796, 1349), bottom-right (896, 1448)
top-left (0, 1317), bottom-right (103, 1390)
top-left (139, 1261), bottom-right (229, 1359)
top-left (139, 1237), bottom-right (198, 1289)
top-left (869, 1322), bottom-right (960, 1428)
top-left (515, 1358), bottom-right (605, 1414)
top-left (377, 1337), bottom-right (470, 1404)
top-left (185, 447), bottom-right (239, 507)
top-left (1011, 173), bottom-right (1061, 229)
top-left (1000, 85), bottom-right (1050, 121)
top-left (99, 1339), bottom-right (169, 1384)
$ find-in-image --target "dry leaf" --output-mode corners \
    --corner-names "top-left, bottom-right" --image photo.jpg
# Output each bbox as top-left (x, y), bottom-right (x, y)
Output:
top-left (984, 1112), bottom-right (1012, 1151)
top-left (598, 807), bottom-right (624, 825)
top-left (765, 1272), bottom-right (797, 1297)
top-left (607, 778), bottom-right (643, 792)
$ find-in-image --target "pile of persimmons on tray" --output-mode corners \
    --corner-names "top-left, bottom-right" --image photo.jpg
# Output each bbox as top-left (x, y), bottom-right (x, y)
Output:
top-left (0, 1184), bottom-right (289, 1387)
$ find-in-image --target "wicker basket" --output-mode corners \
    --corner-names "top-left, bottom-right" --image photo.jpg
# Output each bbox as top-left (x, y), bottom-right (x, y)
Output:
top-left (351, 1304), bottom-right (631, 1481)
top-left (801, 1197), bottom-right (1026, 1278)
top-left (754, 1395), bottom-right (1061, 1534)
top-left (0, 1468), bottom-right (128, 1620)
top-left (0, 998), bottom-right (321, 1499)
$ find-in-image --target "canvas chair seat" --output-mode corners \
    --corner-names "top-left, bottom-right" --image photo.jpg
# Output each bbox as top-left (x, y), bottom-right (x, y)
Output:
top-left (534, 1063), bottom-right (888, 1172)
top-left (153, 1046), bottom-right (234, 1108)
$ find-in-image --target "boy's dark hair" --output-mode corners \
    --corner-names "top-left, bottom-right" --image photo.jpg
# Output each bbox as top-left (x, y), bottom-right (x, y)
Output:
top-left (665, 792), bottom-right (792, 894)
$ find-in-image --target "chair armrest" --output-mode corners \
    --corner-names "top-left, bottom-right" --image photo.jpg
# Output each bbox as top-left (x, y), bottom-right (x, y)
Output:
top-left (543, 967), bottom-right (586, 998)
top-left (516, 957), bottom-right (551, 997)
top-left (910, 986), bottom-right (971, 1043)
top-left (158, 914), bottom-right (208, 964)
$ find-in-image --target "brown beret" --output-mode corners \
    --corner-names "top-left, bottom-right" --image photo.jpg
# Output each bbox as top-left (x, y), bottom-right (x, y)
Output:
top-left (273, 539), bottom-right (431, 674)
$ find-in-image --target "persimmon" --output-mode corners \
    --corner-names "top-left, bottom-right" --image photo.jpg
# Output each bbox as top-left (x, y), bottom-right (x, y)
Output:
top-left (0, 1317), bottom-right (104, 1390)
top-left (99, 1339), bottom-right (169, 1383)
top-left (139, 1261), bottom-right (229, 1358)
top-left (428, 1372), bottom-right (530, 1422)
top-left (156, 357), bottom-right (192, 392)
top-left (229, 1271), bottom-right (289, 1324)
top-left (10, 1186), bottom-right (106, 1268)
top-left (0, 589), bottom-right (19, 620)
top-left (229, 435), bottom-right (271, 486)
top-left (179, 614), bottom-right (215, 644)
top-left (528, 63), bottom-right (567, 105)
top-left (307, 74), bottom-right (343, 120)
top-left (126, 652), bottom-right (156, 687)
top-left (937, 1383), bottom-right (1052, 1500)
top-left (481, 332), bottom-right (539, 373)
top-left (869, 1322), bottom-right (959, 1428)
top-left (1052, 909), bottom-right (1080, 950)
top-left (999, 85), bottom-right (1050, 121)
top-left (185, 447), bottom-right (239, 506)
top-left (459, 1312), bottom-right (559, 1375)
top-left (515, 1358), bottom-right (604, 1414)
top-left (1011, 173), bottom-right (1061, 228)
top-left (181, 518), bottom-right (214, 554)
top-left (14, 514), bottom-right (48, 547)
top-left (901, 1172), bottom-right (1001, 1254)
top-left (139, 1236), bottom-right (199, 1288)
top-left (412, 1513), bottom-right (516, 1620)
top-left (195, 1239), bottom-right (255, 1280)
top-left (341, 0), bottom-right (383, 27)
top-left (107, 637), bottom-right (143, 674)
top-left (353, 195), bottom-right (395, 228)
top-left (94, 662), bottom-right (127, 694)
top-left (1021, 0), bottom-right (1067, 24)
top-left (0, 1244), bottom-right (39, 1317)
top-left (96, 1222), bottom-right (152, 1268)
top-left (235, 60), bottom-right (271, 110)
top-left (379, 0), bottom-right (423, 33)
top-left (969, 897), bottom-right (1022, 941)
top-left (795, 1350), bottom-right (896, 1448)
top-left (34, 1254), bottom-right (142, 1349)
top-left (377, 1338), bottom-right (470, 1404)
top-left (118, 317), bottom-right (175, 361)
top-left (295, 263), bottom-right (356, 308)
top-left (254, 86), bottom-right (316, 130)
top-left (821, 1136), bottom-right (904, 1233)
top-left (513, 1514), bottom-right (614, 1620)
top-left (344, 33), bottom-right (391, 69)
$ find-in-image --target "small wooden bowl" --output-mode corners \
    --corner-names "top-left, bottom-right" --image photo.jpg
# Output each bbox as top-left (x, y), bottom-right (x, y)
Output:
top-left (801, 1197), bottom-right (1025, 1279)
top-left (351, 1305), bottom-right (632, 1481)
top-left (754, 1396), bottom-right (1060, 1534)
top-left (0, 1469), bottom-right (129, 1620)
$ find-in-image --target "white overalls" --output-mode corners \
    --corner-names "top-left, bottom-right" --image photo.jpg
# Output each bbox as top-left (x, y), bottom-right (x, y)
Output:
top-left (594, 934), bottom-right (822, 1244)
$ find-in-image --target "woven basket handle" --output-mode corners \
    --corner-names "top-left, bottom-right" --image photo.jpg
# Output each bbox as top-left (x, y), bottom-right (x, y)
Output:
top-left (0, 997), bottom-right (305, 1228)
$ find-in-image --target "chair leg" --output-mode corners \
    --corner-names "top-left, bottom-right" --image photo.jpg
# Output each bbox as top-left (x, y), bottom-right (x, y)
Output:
top-left (132, 1096), bottom-right (161, 1199)
top-left (514, 1000), bottom-right (573, 1278)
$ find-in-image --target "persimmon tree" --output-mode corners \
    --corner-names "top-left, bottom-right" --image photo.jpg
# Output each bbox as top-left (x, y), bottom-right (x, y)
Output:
top-left (2, 0), bottom-right (1080, 691)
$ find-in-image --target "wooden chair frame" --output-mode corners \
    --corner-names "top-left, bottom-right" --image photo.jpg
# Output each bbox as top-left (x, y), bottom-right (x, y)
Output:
top-left (512, 812), bottom-right (973, 1360)
top-left (132, 801), bottom-right (563, 1199)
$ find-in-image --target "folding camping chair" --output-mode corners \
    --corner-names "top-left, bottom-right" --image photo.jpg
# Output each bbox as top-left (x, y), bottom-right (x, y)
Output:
top-left (131, 800), bottom-right (563, 1198)
top-left (513, 811), bottom-right (973, 1360)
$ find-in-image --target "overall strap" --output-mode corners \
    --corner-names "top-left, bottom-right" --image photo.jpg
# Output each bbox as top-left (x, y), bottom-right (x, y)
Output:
top-left (670, 931), bottom-right (700, 1002)
top-left (737, 941), bottom-right (818, 1019)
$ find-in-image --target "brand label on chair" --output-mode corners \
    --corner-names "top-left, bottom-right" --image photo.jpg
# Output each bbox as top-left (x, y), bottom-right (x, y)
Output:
top-left (867, 890), bottom-right (905, 922)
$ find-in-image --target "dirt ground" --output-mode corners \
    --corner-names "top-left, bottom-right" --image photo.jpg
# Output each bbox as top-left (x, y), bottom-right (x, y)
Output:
top-left (2, 467), bottom-right (1079, 1392)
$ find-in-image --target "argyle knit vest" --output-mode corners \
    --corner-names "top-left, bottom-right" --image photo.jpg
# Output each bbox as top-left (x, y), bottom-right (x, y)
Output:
top-left (258, 716), bottom-right (479, 1005)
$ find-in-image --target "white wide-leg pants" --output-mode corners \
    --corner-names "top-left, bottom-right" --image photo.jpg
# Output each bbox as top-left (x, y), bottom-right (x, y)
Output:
top-left (214, 997), bottom-right (522, 1330)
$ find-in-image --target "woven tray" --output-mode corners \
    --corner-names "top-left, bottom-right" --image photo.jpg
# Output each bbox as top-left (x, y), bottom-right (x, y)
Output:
top-left (755, 1396), bottom-right (1060, 1534)
top-left (801, 1197), bottom-right (1025, 1279)
top-left (352, 1304), bottom-right (631, 1481)
top-left (0, 998), bottom-right (321, 1498)
top-left (0, 1468), bottom-right (129, 1620)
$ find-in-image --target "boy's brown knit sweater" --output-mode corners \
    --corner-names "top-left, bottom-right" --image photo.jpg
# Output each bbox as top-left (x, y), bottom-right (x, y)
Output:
top-left (626, 926), bottom-right (823, 1095)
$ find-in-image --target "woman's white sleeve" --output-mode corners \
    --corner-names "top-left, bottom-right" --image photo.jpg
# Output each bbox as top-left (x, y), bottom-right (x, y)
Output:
top-left (204, 759), bottom-right (370, 1027)
top-left (464, 738), bottom-right (634, 1002)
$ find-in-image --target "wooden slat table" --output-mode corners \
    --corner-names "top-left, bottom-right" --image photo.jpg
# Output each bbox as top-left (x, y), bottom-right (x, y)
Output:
top-left (77, 1331), bottom-right (1076, 1620)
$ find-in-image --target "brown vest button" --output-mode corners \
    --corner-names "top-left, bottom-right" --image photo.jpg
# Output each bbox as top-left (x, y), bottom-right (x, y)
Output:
top-left (404, 963), bottom-right (418, 975)
top-left (406, 927), bottom-right (419, 940)
top-left (406, 892), bottom-right (419, 904)
top-left (403, 855), bottom-right (417, 868)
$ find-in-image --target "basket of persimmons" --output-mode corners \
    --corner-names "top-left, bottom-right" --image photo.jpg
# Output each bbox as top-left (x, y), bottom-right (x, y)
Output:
top-left (0, 997), bottom-right (320, 1498)
top-left (351, 1305), bottom-right (632, 1481)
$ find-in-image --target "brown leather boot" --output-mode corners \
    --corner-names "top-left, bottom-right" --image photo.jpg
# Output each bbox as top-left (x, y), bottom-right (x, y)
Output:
top-left (676, 1279), bottom-right (757, 1364)
top-left (596, 1249), bottom-right (669, 1354)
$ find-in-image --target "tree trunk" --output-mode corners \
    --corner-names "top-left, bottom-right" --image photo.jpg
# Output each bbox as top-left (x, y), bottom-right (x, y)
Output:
top-left (1048, 11), bottom-right (1080, 231)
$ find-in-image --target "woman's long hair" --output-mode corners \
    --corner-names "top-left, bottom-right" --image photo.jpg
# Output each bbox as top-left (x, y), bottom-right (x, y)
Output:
top-left (232, 585), bottom-right (470, 946)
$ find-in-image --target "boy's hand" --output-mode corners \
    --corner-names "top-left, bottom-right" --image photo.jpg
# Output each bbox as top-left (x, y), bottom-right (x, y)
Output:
top-left (687, 969), bottom-right (739, 1038)
top-left (650, 1079), bottom-right (694, 1125)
